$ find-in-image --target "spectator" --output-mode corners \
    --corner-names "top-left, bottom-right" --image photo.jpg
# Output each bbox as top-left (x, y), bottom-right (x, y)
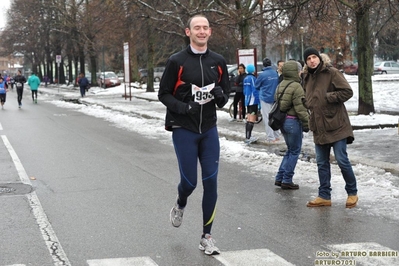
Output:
top-left (230, 63), bottom-right (246, 122)
top-left (302, 47), bottom-right (358, 208)
top-left (243, 64), bottom-right (260, 144)
top-left (255, 58), bottom-right (280, 143)
top-left (274, 60), bottom-right (309, 190)
top-left (77, 73), bottom-right (89, 97)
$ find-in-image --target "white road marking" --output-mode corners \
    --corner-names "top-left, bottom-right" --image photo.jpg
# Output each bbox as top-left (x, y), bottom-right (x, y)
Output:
top-left (87, 257), bottom-right (158, 266)
top-left (0, 122), bottom-right (3, 130)
top-left (1, 135), bottom-right (71, 266)
top-left (214, 249), bottom-right (295, 266)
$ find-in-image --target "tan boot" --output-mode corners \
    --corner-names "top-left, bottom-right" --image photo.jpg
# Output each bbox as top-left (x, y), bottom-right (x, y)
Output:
top-left (306, 197), bottom-right (332, 207)
top-left (346, 195), bottom-right (358, 208)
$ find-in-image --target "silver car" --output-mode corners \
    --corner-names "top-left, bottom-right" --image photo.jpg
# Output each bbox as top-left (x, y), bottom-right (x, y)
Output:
top-left (373, 61), bottom-right (399, 74)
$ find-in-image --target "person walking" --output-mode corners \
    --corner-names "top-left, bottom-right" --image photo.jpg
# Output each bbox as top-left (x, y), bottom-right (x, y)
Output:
top-left (158, 14), bottom-right (230, 256)
top-left (302, 47), bottom-right (358, 208)
top-left (14, 70), bottom-right (27, 108)
top-left (0, 77), bottom-right (8, 109)
top-left (230, 63), bottom-right (246, 122)
top-left (274, 60), bottom-right (309, 190)
top-left (28, 72), bottom-right (40, 103)
top-left (255, 58), bottom-right (280, 142)
top-left (243, 64), bottom-right (259, 144)
top-left (77, 72), bottom-right (89, 97)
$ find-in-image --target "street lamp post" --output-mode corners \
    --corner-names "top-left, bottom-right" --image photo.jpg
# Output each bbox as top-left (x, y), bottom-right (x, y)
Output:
top-left (300, 27), bottom-right (304, 60)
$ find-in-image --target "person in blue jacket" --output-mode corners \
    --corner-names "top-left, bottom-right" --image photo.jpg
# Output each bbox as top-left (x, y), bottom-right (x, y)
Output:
top-left (0, 77), bottom-right (7, 109)
top-left (27, 72), bottom-right (40, 103)
top-left (243, 64), bottom-right (260, 144)
top-left (255, 58), bottom-right (280, 142)
top-left (78, 72), bottom-right (89, 97)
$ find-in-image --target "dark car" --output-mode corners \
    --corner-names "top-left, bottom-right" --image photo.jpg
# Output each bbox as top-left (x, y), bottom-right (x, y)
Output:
top-left (343, 63), bottom-right (358, 75)
top-left (138, 67), bottom-right (165, 83)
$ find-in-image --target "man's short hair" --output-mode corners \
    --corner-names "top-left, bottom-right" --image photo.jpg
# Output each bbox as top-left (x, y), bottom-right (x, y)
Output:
top-left (186, 14), bottom-right (209, 29)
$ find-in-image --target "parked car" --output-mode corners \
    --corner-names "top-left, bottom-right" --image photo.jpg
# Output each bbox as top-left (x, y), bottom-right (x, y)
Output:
top-left (343, 63), bottom-right (358, 75)
top-left (138, 67), bottom-right (165, 83)
top-left (373, 61), bottom-right (399, 74)
top-left (97, 71), bottom-right (121, 88)
top-left (116, 71), bottom-right (124, 82)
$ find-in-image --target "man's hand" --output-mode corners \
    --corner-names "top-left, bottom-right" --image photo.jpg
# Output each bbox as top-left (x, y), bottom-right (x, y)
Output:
top-left (185, 101), bottom-right (200, 115)
top-left (210, 86), bottom-right (225, 105)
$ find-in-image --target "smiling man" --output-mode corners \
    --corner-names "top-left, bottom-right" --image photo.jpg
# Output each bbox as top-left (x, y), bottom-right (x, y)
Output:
top-left (158, 14), bottom-right (230, 256)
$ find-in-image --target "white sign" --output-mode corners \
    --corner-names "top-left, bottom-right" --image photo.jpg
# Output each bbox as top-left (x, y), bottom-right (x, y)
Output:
top-left (56, 55), bottom-right (61, 63)
top-left (123, 43), bottom-right (130, 83)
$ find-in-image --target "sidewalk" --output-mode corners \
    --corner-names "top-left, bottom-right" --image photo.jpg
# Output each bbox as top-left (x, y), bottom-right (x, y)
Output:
top-left (39, 84), bottom-right (399, 176)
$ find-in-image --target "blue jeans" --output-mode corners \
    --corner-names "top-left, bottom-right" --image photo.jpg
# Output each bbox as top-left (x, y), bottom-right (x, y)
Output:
top-left (275, 118), bottom-right (302, 184)
top-left (315, 139), bottom-right (358, 200)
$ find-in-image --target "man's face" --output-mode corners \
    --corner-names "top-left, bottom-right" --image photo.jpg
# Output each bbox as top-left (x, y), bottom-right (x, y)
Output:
top-left (278, 62), bottom-right (284, 72)
top-left (238, 66), bottom-right (245, 74)
top-left (306, 54), bottom-right (320, 69)
top-left (185, 16), bottom-right (211, 49)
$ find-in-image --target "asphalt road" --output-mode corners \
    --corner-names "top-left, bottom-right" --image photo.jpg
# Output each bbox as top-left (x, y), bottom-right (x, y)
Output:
top-left (0, 90), bottom-right (398, 266)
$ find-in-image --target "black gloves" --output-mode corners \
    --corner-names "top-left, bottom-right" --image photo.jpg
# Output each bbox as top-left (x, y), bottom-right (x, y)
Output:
top-left (210, 86), bottom-right (226, 106)
top-left (303, 127), bottom-right (309, 133)
top-left (185, 101), bottom-right (200, 115)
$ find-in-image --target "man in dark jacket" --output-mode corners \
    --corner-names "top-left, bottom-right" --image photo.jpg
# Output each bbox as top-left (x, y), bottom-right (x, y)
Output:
top-left (302, 47), bottom-right (358, 208)
top-left (158, 14), bottom-right (229, 256)
top-left (77, 73), bottom-right (89, 97)
top-left (14, 70), bottom-right (27, 108)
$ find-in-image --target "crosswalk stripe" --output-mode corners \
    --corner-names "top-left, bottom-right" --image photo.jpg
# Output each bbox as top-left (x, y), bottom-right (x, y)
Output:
top-left (87, 257), bottom-right (158, 266)
top-left (327, 242), bottom-right (399, 265)
top-left (214, 249), bottom-right (295, 266)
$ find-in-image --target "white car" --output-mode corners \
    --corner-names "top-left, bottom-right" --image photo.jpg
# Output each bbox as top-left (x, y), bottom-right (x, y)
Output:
top-left (373, 61), bottom-right (399, 74)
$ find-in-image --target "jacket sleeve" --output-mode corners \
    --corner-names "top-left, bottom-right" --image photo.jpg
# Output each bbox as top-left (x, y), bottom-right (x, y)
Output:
top-left (158, 59), bottom-right (187, 114)
top-left (292, 85), bottom-right (309, 128)
top-left (326, 70), bottom-right (353, 103)
top-left (216, 61), bottom-right (230, 108)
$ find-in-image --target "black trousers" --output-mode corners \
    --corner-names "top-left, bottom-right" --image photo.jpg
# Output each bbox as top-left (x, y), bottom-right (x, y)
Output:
top-left (17, 88), bottom-right (23, 105)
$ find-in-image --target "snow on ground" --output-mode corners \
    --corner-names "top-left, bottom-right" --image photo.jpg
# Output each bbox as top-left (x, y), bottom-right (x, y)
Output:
top-left (44, 74), bottom-right (399, 222)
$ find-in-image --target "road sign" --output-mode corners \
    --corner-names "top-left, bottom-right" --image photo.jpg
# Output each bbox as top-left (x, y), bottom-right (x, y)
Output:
top-left (56, 55), bottom-right (61, 63)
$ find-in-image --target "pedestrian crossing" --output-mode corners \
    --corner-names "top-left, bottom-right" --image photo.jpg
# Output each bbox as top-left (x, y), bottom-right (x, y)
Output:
top-left (3, 242), bottom-right (398, 266)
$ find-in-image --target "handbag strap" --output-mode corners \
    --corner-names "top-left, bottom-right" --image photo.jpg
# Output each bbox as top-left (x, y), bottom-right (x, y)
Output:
top-left (277, 81), bottom-right (294, 101)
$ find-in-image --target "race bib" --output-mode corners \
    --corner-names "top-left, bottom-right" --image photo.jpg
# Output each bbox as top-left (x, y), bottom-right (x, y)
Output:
top-left (16, 82), bottom-right (22, 88)
top-left (191, 83), bottom-right (215, 105)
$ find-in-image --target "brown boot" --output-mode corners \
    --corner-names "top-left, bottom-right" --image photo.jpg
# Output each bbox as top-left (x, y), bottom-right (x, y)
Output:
top-left (306, 197), bottom-right (332, 207)
top-left (346, 195), bottom-right (358, 208)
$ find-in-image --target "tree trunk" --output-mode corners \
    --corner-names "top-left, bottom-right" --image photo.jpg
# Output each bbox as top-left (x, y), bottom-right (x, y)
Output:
top-left (356, 6), bottom-right (375, 115)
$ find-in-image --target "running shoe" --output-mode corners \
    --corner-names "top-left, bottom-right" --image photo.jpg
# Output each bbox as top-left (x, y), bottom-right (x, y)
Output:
top-left (170, 203), bottom-right (184, 227)
top-left (199, 234), bottom-right (220, 255)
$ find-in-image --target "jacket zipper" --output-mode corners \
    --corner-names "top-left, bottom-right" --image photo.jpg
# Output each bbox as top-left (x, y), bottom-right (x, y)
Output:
top-left (199, 55), bottom-right (204, 134)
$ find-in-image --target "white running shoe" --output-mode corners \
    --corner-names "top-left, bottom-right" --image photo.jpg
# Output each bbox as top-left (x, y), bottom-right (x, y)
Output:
top-left (170, 203), bottom-right (184, 227)
top-left (199, 234), bottom-right (220, 255)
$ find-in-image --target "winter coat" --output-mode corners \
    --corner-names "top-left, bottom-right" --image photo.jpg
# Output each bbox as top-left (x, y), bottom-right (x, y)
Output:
top-left (158, 45), bottom-right (230, 133)
top-left (78, 76), bottom-right (89, 88)
top-left (28, 74), bottom-right (40, 90)
top-left (255, 66), bottom-right (279, 103)
top-left (303, 60), bottom-right (354, 145)
top-left (275, 61), bottom-right (309, 129)
top-left (234, 73), bottom-right (246, 93)
top-left (243, 74), bottom-right (259, 107)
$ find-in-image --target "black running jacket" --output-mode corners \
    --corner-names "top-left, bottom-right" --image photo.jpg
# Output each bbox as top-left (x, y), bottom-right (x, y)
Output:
top-left (158, 46), bottom-right (230, 133)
